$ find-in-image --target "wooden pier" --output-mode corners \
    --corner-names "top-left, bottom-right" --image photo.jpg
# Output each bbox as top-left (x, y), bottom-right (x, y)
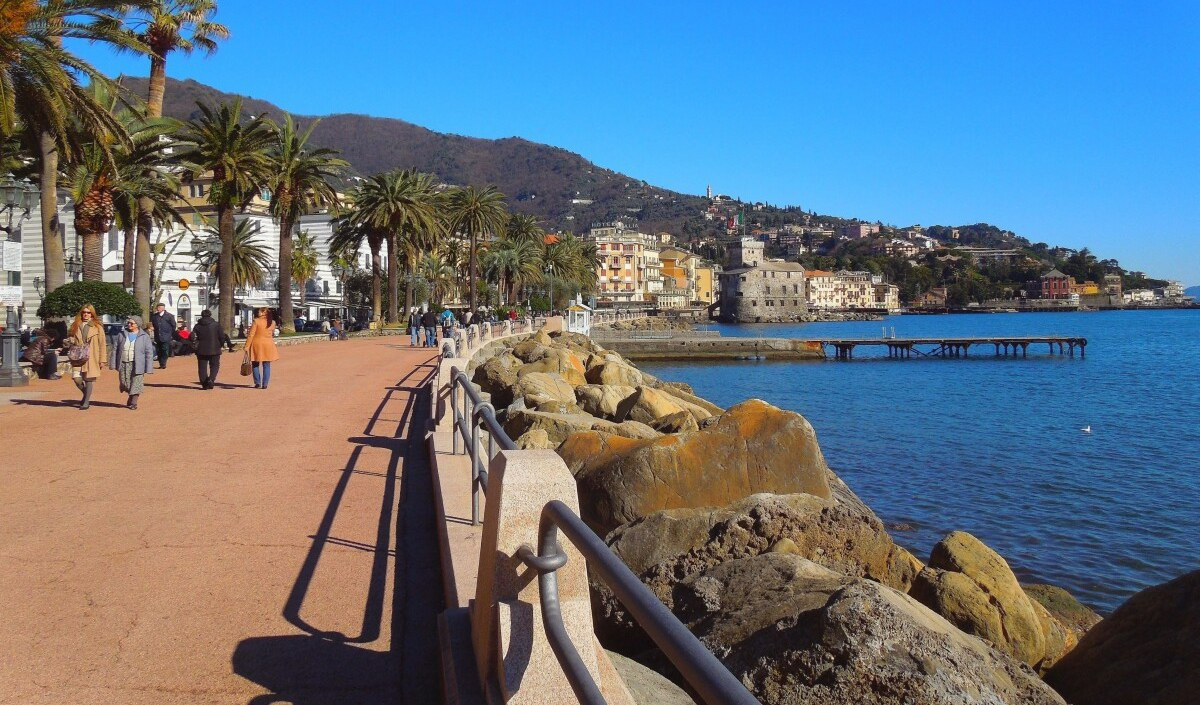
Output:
top-left (821, 336), bottom-right (1087, 360)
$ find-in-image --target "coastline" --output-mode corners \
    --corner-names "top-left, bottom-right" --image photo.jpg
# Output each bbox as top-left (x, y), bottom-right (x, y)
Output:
top-left (466, 327), bottom-right (1177, 705)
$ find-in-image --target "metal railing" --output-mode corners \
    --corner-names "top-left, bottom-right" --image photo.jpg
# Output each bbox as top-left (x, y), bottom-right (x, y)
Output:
top-left (445, 328), bottom-right (759, 704)
top-left (517, 500), bottom-right (759, 705)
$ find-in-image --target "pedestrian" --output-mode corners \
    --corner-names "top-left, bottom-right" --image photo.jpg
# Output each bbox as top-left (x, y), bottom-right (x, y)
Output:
top-left (149, 303), bottom-right (176, 369)
top-left (108, 315), bottom-right (153, 410)
top-left (237, 320), bottom-right (246, 339)
top-left (191, 309), bottom-right (224, 390)
top-left (421, 308), bottom-right (438, 348)
top-left (245, 307), bottom-right (279, 389)
top-left (66, 304), bottom-right (106, 410)
top-left (408, 307), bottom-right (422, 347)
top-left (21, 327), bottom-right (61, 380)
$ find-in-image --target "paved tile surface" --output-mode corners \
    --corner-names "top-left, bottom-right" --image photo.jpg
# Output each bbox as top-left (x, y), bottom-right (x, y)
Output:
top-left (0, 338), bottom-right (443, 704)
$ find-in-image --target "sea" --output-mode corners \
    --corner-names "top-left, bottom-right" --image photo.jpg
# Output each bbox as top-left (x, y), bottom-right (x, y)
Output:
top-left (638, 309), bottom-right (1200, 614)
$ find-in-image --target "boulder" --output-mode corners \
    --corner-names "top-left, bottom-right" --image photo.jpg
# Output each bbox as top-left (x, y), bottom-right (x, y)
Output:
top-left (606, 421), bottom-right (662, 441)
top-left (585, 358), bottom-right (645, 387)
top-left (658, 380), bottom-right (695, 395)
top-left (646, 381), bottom-right (724, 417)
top-left (574, 384), bottom-right (638, 421)
top-left (1023, 582), bottom-right (1102, 639)
top-left (471, 352), bottom-right (523, 409)
top-left (1029, 597), bottom-right (1076, 672)
top-left (515, 429), bottom-right (555, 450)
top-left (1045, 569), bottom-right (1200, 705)
top-left (670, 554), bottom-right (1066, 705)
top-left (624, 386), bottom-right (688, 425)
top-left (604, 650), bottom-right (693, 705)
top-left (515, 371), bottom-right (576, 407)
top-left (911, 531), bottom-right (1047, 667)
top-left (503, 409), bottom-right (605, 447)
top-left (649, 410), bottom-right (699, 434)
top-left (559, 399), bottom-right (832, 535)
top-left (548, 330), bottom-right (603, 355)
top-left (534, 400), bottom-right (584, 416)
top-left (518, 347), bottom-right (587, 385)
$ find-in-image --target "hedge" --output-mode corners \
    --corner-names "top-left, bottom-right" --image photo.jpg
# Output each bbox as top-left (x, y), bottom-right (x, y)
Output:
top-left (37, 281), bottom-right (141, 320)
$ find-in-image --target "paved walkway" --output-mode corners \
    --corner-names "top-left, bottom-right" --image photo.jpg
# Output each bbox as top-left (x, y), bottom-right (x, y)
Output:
top-left (0, 337), bottom-right (443, 704)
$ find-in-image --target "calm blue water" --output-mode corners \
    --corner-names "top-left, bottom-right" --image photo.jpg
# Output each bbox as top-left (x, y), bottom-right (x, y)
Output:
top-left (640, 310), bottom-right (1200, 613)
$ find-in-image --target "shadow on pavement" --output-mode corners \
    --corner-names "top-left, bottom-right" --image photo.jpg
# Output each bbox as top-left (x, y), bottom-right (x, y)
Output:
top-left (232, 358), bottom-right (443, 705)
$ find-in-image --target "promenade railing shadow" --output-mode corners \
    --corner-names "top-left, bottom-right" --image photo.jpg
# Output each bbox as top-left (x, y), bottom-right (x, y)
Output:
top-left (232, 357), bottom-right (442, 705)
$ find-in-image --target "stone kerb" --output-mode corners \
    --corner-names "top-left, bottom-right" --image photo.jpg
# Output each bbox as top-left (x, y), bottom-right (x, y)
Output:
top-left (470, 450), bottom-right (605, 704)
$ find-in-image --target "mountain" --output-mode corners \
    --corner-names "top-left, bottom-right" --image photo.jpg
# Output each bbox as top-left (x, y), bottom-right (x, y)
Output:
top-left (1186, 286), bottom-right (1200, 299)
top-left (117, 76), bottom-right (709, 235)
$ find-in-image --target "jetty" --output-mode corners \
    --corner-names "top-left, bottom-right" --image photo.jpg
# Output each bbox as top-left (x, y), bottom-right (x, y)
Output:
top-left (594, 331), bottom-right (1088, 362)
top-left (823, 336), bottom-right (1088, 360)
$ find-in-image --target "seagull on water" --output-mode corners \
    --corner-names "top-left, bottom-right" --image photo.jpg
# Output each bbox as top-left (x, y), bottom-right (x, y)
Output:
top-left (1081, 425), bottom-right (1092, 434)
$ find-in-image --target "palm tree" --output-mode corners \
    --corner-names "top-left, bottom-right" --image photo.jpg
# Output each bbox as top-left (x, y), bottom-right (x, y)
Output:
top-left (267, 114), bottom-right (345, 332)
top-left (1, 1), bottom-right (145, 294)
top-left (192, 218), bottom-right (271, 292)
top-left (484, 236), bottom-right (542, 305)
top-left (180, 100), bottom-right (275, 333)
top-left (348, 169), bottom-right (440, 323)
top-left (505, 213), bottom-right (544, 245)
top-left (420, 252), bottom-right (455, 306)
top-left (122, 1), bottom-right (229, 119)
top-left (291, 229), bottom-right (319, 307)
top-left (446, 185), bottom-right (507, 312)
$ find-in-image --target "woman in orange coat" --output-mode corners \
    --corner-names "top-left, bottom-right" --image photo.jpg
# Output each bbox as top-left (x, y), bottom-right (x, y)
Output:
top-left (66, 304), bottom-right (107, 410)
top-left (244, 307), bottom-right (279, 389)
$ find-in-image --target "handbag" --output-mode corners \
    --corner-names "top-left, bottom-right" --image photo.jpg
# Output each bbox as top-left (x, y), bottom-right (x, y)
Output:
top-left (67, 324), bottom-right (91, 367)
top-left (240, 351), bottom-right (252, 377)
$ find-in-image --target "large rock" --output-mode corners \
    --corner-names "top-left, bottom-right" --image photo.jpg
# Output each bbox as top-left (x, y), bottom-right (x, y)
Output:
top-left (1023, 582), bottom-right (1102, 639)
top-left (649, 410), bottom-right (699, 434)
top-left (605, 650), bottom-right (693, 705)
top-left (515, 372), bottom-right (576, 407)
top-left (910, 531), bottom-right (1047, 668)
top-left (646, 381), bottom-right (724, 417)
top-left (504, 408), bottom-right (660, 447)
top-left (518, 347), bottom-right (587, 385)
top-left (574, 384), bottom-right (638, 421)
top-left (1045, 569), bottom-right (1200, 705)
top-left (595, 492), bottom-right (921, 651)
top-left (585, 358), bottom-right (645, 387)
top-left (515, 429), bottom-right (555, 450)
top-left (671, 554), bottom-right (1065, 705)
top-left (624, 386), bottom-right (688, 425)
top-left (548, 330), bottom-right (603, 355)
top-left (558, 399), bottom-right (832, 535)
top-left (471, 352), bottom-right (523, 409)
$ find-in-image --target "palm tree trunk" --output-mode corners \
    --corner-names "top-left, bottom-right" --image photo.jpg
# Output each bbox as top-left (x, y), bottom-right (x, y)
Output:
top-left (81, 231), bottom-right (102, 281)
top-left (217, 205), bottom-right (235, 335)
top-left (468, 230), bottom-right (478, 312)
top-left (385, 233), bottom-right (399, 323)
top-left (278, 214), bottom-right (295, 333)
top-left (146, 56), bottom-right (167, 119)
top-left (122, 224), bottom-right (135, 288)
top-left (403, 252), bottom-right (415, 316)
top-left (38, 132), bottom-right (65, 293)
top-left (371, 246), bottom-right (382, 323)
top-left (134, 207), bottom-right (152, 317)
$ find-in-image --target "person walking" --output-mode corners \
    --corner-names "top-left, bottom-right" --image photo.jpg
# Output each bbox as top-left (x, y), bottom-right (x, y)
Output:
top-left (21, 327), bottom-right (62, 380)
top-left (108, 315), bottom-right (153, 410)
top-left (149, 303), bottom-right (176, 369)
top-left (245, 307), bottom-right (279, 389)
top-left (408, 308), bottom-right (422, 347)
top-left (421, 308), bottom-right (438, 348)
top-left (191, 309), bottom-right (224, 390)
top-left (66, 304), bottom-right (106, 410)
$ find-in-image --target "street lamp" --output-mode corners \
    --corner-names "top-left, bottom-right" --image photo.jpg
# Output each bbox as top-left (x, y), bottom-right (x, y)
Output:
top-left (65, 255), bottom-right (82, 282)
top-left (545, 262), bottom-right (554, 314)
top-left (0, 173), bottom-right (36, 235)
top-left (331, 262), bottom-right (347, 324)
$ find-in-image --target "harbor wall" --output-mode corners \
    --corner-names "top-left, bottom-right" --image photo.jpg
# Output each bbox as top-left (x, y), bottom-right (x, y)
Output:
top-left (599, 336), bottom-right (824, 361)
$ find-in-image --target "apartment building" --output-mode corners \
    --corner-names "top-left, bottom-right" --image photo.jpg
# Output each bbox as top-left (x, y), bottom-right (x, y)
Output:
top-left (587, 220), bottom-right (662, 304)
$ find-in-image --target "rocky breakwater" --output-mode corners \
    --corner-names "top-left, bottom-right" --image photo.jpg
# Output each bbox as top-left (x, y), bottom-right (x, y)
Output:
top-left (468, 330), bottom-right (1121, 704)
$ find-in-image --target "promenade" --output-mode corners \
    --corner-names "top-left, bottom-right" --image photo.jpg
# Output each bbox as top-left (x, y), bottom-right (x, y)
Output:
top-left (0, 337), bottom-right (441, 704)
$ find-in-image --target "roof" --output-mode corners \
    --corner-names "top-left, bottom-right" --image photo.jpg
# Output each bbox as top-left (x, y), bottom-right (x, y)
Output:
top-left (804, 269), bottom-right (834, 278)
top-left (1043, 268), bottom-right (1069, 278)
top-left (721, 262), bottom-right (807, 275)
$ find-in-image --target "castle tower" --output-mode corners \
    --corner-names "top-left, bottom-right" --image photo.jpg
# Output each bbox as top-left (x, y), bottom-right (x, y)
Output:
top-left (706, 184), bottom-right (713, 199)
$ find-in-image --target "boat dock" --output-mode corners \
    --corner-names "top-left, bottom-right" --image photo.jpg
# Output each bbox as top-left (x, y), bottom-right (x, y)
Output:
top-left (822, 336), bottom-right (1088, 360)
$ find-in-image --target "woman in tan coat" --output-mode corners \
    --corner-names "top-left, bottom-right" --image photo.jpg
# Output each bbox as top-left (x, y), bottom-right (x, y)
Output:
top-left (244, 307), bottom-right (279, 389)
top-left (67, 304), bottom-right (107, 410)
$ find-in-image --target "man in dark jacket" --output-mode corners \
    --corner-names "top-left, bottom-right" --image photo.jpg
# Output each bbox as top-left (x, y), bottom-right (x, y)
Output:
top-left (149, 303), bottom-right (176, 369)
top-left (420, 309), bottom-right (438, 348)
top-left (191, 310), bottom-right (224, 389)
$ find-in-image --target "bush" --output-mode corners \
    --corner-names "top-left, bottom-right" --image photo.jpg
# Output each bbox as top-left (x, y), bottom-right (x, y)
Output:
top-left (37, 281), bottom-right (141, 320)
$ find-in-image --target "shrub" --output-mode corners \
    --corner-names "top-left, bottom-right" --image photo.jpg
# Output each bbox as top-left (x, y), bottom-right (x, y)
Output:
top-left (37, 281), bottom-right (141, 320)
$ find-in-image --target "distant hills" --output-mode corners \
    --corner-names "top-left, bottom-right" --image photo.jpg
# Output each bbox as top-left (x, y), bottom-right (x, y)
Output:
top-left (1186, 286), bottom-right (1200, 299)
top-left (117, 76), bottom-right (710, 235)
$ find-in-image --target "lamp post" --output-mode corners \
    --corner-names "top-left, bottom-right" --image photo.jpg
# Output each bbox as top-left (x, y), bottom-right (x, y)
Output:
top-left (331, 263), bottom-right (347, 326)
top-left (65, 255), bottom-right (82, 282)
top-left (0, 173), bottom-right (36, 235)
top-left (0, 306), bottom-right (26, 387)
top-left (545, 262), bottom-right (554, 314)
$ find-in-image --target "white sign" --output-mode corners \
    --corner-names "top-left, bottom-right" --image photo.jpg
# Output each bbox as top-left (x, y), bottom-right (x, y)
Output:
top-left (0, 241), bottom-right (20, 271)
top-left (0, 285), bottom-right (22, 307)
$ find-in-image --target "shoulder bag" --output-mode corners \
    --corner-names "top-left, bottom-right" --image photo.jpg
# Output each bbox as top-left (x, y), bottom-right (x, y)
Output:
top-left (240, 350), bottom-right (252, 377)
top-left (67, 323), bottom-right (91, 367)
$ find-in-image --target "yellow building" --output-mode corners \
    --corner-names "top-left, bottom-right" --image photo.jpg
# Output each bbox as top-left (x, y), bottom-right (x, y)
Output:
top-left (695, 262), bottom-right (719, 306)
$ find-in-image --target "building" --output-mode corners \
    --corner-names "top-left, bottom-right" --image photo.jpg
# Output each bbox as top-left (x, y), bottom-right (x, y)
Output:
top-left (728, 239), bottom-right (763, 268)
top-left (915, 287), bottom-right (948, 307)
top-left (884, 239), bottom-right (920, 258)
top-left (838, 223), bottom-right (880, 239)
top-left (956, 246), bottom-right (1024, 264)
top-left (658, 246), bottom-right (697, 300)
top-left (718, 261), bottom-right (807, 322)
top-left (586, 220), bottom-right (662, 304)
top-left (1158, 281), bottom-right (1186, 302)
top-left (1071, 280), bottom-right (1102, 296)
top-left (694, 262), bottom-right (719, 307)
top-left (805, 269), bottom-right (897, 311)
top-left (1103, 274), bottom-right (1123, 296)
top-left (1026, 269), bottom-right (1076, 300)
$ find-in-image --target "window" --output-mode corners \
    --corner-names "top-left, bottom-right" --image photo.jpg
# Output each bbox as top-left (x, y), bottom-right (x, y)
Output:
top-left (108, 230), bottom-right (118, 252)
top-left (323, 281), bottom-right (330, 295)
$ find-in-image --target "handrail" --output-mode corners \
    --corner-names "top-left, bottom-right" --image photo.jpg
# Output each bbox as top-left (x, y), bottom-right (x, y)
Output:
top-left (450, 366), bottom-right (517, 525)
top-left (518, 500), bottom-right (760, 705)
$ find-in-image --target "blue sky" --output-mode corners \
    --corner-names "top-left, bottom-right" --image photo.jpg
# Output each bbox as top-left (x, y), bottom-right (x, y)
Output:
top-left (73, 1), bottom-right (1200, 284)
